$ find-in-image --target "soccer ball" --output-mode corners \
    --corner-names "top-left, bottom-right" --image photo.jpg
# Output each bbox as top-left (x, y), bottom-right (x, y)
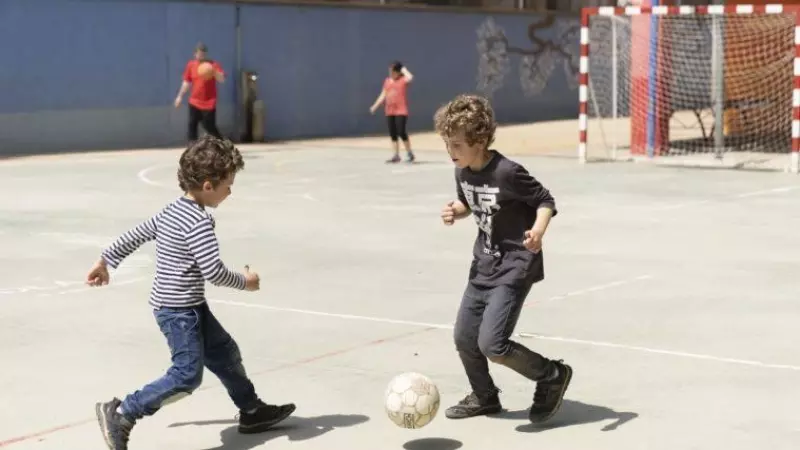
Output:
top-left (384, 372), bottom-right (440, 429)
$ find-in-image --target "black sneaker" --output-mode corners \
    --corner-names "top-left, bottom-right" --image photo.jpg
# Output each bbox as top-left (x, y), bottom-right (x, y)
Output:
top-left (238, 400), bottom-right (296, 434)
top-left (444, 390), bottom-right (502, 419)
top-left (95, 398), bottom-right (135, 450)
top-left (529, 360), bottom-right (572, 423)
top-left (406, 152), bottom-right (416, 163)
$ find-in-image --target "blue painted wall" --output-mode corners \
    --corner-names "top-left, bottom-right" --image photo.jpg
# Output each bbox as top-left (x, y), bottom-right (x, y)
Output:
top-left (0, 0), bottom-right (580, 155)
top-left (0, 0), bottom-right (237, 154)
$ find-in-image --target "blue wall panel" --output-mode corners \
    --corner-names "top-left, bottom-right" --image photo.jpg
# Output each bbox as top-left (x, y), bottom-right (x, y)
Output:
top-left (0, 0), bottom-right (169, 114)
top-left (240, 5), bottom-right (580, 141)
top-left (0, 0), bottom-right (580, 155)
top-left (0, 0), bottom-right (238, 154)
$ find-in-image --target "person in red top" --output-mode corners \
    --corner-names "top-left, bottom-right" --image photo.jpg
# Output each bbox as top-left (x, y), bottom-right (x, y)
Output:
top-left (370, 61), bottom-right (415, 163)
top-left (174, 43), bottom-right (225, 142)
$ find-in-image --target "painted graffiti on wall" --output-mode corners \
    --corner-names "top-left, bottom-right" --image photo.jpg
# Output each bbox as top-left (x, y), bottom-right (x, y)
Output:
top-left (476, 16), bottom-right (581, 97)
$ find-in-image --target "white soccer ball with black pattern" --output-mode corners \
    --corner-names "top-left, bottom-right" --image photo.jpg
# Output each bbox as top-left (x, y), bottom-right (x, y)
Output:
top-left (384, 372), bottom-right (440, 429)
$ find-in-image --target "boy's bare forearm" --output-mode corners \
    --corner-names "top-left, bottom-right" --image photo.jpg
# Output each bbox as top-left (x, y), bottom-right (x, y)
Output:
top-left (531, 206), bottom-right (554, 233)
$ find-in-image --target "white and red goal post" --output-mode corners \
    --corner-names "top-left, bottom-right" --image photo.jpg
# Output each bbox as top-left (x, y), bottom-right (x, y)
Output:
top-left (578, 4), bottom-right (800, 172)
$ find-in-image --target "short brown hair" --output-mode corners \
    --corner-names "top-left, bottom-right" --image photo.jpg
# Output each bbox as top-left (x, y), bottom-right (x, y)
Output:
top-left (433, 94), bottom-right (497, 148)
top-left (177, 136), bottom-right (244, 191)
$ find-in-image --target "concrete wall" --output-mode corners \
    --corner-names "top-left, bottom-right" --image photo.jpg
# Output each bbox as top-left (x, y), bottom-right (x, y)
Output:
top-left (0, 0), bottom-right (580, 155)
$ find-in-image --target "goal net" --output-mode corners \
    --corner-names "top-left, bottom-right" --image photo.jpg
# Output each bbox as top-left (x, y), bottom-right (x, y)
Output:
top-left (579, 4), bottom-right (800, 172)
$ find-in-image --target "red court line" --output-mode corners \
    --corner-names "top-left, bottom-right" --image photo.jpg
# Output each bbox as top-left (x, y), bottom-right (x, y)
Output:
top-left (0, 420), bottom-right (96, 447)
top-left (0, 327), bottom-right (437, 448)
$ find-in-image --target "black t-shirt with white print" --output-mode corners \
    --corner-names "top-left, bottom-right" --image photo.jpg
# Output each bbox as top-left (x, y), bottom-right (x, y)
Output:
top-left (455, 150), bottom-right (557, 289)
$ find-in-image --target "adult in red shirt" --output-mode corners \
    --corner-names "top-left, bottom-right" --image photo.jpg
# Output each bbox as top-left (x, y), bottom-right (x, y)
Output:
top-left (174, 43), bottom-right (225, 142)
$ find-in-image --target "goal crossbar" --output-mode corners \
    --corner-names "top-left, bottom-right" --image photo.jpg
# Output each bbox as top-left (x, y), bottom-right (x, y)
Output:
top-left (578, 4), bottom-right (800, 172)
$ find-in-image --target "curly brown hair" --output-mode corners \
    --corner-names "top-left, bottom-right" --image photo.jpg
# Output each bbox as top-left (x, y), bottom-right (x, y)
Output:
top-left (433, 94), bottom-right (497, 148)
top-left (177, 136), bottom-right (245, 191)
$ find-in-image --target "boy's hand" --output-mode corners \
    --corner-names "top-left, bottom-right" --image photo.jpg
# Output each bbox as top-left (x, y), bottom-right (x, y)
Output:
top-left (86, 258), bottom-right (110, 287)
top-left (441, 200), bottom-right (458, 226)
top-left (243, 265), bottom-right (260, 291)
top-left (441, 200), bottom-right (468, 226)
top-left (523, 227), bottom-right (545, 253)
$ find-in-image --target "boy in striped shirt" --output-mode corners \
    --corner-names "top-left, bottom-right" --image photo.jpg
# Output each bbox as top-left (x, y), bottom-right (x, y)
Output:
top-left (87, 136), bottom-right (295, 450)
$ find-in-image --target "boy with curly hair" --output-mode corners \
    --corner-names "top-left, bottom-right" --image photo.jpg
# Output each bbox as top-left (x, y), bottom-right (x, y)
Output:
top-left (436, 94), bottom-right (572, 423)
top-left (87, 136), bottom-right (295, 450)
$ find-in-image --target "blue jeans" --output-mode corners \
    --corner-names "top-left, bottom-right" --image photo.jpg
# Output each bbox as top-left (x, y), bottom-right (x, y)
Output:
top-left (120, 303), bottom-right (260, 420)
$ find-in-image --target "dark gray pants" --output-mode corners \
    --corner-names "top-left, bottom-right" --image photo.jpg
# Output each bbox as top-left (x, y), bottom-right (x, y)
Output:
top-left (454, 281), bottom-right (554, 398)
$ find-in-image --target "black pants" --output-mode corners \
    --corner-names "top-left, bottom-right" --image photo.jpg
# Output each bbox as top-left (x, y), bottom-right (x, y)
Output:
top-left (188, 105), bottom-right (222, 141)
top-left (387, 115), bottom-right (408, 142)
top-left (453, 281), bottom-right (554, 398)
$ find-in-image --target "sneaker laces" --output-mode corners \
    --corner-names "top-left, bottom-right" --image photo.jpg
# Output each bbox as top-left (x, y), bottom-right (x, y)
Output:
top-left (238, 401), bottom-right (280, 419)
top-left (532, 383), bottom-right (549, 406)
top-left (457, 387), bottom-right (501, 406)
top-left (457, 392), bottom-right (479, 406)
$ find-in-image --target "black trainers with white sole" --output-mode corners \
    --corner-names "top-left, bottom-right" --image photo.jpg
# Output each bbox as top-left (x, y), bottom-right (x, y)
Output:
top-left (444, 390), bottom-right (502, 419)
top-left (95, 398), bottom-right (135, 450)
top-left (238, 400), bottom-right (296, 434)
top-left (528, 360), bottom-right (572, 423)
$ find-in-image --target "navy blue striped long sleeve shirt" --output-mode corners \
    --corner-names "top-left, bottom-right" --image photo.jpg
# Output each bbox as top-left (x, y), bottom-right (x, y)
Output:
top-left (101, 196), bottom-right (246, 308)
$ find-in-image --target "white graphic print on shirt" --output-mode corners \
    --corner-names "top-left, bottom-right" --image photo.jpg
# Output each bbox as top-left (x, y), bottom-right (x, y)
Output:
top-left (460, 181), bottom-right (501, 257)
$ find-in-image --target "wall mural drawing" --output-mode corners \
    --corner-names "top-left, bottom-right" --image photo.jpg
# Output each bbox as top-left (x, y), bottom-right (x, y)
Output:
top-left (476, 16), bottom-right (581, 98)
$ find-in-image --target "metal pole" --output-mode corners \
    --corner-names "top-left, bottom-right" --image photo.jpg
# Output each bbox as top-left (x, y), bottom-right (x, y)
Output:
top-left (612, 16), bottom-right (619, 160)
top-left (235, 4), bottom-right (243, 142)
top-left (645, 0), bottom-right (661, 158)
top-left (711, 1), bottom-right (725, 159)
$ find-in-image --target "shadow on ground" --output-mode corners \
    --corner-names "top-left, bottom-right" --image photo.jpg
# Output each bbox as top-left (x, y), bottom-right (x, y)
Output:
top-left (491, 399), bottom-right (638, 433)
top-left (169, 413), bottom-right (369, 450)
top-left (403, 437), bottom-right (463, 450)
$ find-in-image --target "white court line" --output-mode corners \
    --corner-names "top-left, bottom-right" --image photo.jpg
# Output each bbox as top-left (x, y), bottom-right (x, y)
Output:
top-left (735, 186), bottom-right (797, 198)
top-left (647, 185), bottom-right (799, 211)
top-left (137, 165), bottom-right (168, 188)
top-left (140, 160), bottom-right (381, 191)
top-left (515, 333), bottom-right (800, 372)
top-left (0, 276), bottom-right (148, 297)
top-left (209, 298), bottom-right (800, 372)
top-left (541, 274), bottom-right (653, 303)
top-left (210, 299), bottom-right (454, 330)
top-left (54, 277), bottom-right (148, 295)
